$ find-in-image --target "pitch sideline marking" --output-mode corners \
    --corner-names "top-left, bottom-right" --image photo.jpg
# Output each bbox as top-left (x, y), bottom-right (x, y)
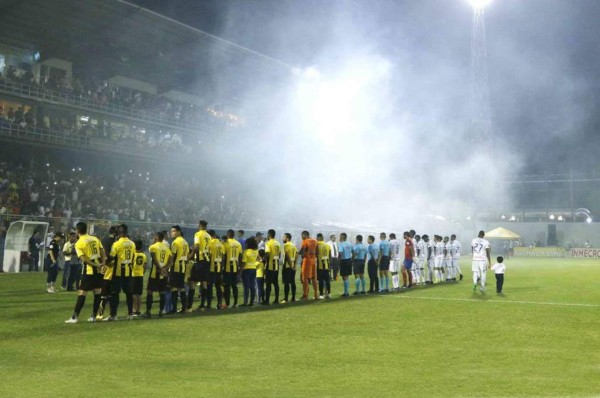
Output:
top-left (389, 294), bottom-right (600, 308)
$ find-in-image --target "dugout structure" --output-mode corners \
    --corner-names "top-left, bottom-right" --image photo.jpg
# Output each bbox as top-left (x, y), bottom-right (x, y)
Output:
top-left (2, 221), bottom-right (49, 273)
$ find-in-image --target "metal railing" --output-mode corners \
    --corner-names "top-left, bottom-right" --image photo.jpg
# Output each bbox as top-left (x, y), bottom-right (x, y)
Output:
top-left (0, 122), bottom-right (192, 161)
top-left (0, 78), bottom-right (207, 134)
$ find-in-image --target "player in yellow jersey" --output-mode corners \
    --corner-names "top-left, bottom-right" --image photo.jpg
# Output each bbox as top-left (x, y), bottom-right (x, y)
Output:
top-left (222, 229), bottom-right (242, 308)
top-left (188, 220), bottom-right (211, 310)
top-left (264, 229), bottom-right (281, 305)
top-left (316, 233), bottom-right (332, 299)
top-left (256, 247), bottom-right (265, 304)
top-left (65, 222), bottom-right (106, 323)
top-left (241, 236), bottom-right (259, 306)
top-left (105, 224), bottom-right (136, 321)
top-left (206, 229), bottom-right (225, 309)
top-left (145, 231), bottom-right (170, 317)
top-left (281, 233), bottom-right (297, 303)
top-left (131, 240), bottom-right (147, 317)
top-left (167, 225), bottom-right (189, 314)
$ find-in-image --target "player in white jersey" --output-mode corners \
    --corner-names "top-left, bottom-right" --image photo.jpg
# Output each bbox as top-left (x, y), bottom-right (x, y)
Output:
top-left (450, 234), bottom-right (463, 281)
top-left (443, 236), bottom-right (452, 281)
top-left (424, 235), bottom-right (434, 284)
top-left (388, 233), bottom-right (402, 291)
top-left (415, 235), bottom-right (427, 285)
top-left (471, 230), bottom-right (491, 293)
top-left (434, 235), bottom-right (445, 283)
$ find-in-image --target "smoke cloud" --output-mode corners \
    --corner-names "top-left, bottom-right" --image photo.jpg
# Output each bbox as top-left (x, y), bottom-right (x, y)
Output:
top-left (165, 0), bottom-right (598, 230)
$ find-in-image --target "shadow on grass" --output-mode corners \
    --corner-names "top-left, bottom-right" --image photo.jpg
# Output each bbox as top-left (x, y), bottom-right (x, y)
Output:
top-left (137, 280), bottom-right (466, 322)
top-left (1, 276), bottom-right (468, 332)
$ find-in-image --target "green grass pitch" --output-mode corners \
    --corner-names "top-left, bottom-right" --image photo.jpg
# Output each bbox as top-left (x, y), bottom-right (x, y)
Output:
top-left (1, 257), bottom-right (599, 397)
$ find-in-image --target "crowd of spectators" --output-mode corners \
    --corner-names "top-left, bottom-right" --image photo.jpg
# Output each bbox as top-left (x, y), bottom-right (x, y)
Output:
top-left (0, 107), bottom-right (189, 154)
top-left (1, 64), bottom-right (243, 130)
top-left (0, 159), bottom-right (252, 229)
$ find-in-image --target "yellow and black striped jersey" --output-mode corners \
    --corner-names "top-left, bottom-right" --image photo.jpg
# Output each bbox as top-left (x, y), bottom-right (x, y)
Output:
top-left (265, 239), bottom-right (281, 271)
top-left (170, 236), bottom-right (189, 273)
top-left (283, 242), bottom-right (297, 269)
top-left (208, 238), bottom-right (224, 272)
top-left (223, 238), bottom-right (242, 273)
top-left (107, 237), bottom-right (136, 279)
top-left (194, 229), bottom-right (211, 261)
top-left (317, 241), bottom-right (331, 270)
top-left (149, 241), bottom-right (170, 279)
top-left (74, 234), bottom-right (103, 275)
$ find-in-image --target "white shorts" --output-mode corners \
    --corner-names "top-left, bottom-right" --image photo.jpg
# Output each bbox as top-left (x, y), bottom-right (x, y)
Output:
top-left (472, 260), bottom-right (488, 273)
top-left (445, 258), bottom-right (452, 267)
top-left (452, 258), bottom-right (460, 267)
top-left (427, 259), bottom-right (435, 269)
top-left (434, 257), bottom-right (443, 268)
top-left (417, 258), bottom-right (426, 269)
top-left (389, 259), bottom-right (401, 273)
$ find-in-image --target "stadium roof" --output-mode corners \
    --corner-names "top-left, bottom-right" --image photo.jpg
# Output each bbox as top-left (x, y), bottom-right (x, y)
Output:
top-left (0, 0), bottom-right (291, 107)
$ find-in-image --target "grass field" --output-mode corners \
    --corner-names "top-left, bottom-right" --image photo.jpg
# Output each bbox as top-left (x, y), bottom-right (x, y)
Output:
top-left (1, 257), bottom-right (600, 397)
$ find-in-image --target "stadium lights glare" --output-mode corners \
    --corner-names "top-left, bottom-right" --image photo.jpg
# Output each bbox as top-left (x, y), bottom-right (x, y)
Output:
top-left (557, 215), bottom-right (564, 221)
top-left (509, 216), bottom-right (516, 221)
top-left (586, 217), bottom-right (592, 223)
top-left (468, 0), bottom-right (492, 10)
top-left (549, 214), bottom-right (555, 220)
top-left (501, 214), bottom-right (506, 220)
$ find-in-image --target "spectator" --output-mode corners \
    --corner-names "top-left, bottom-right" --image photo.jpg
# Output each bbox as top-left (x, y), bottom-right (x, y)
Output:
top-left (28, 231), bottom-right (42, 272)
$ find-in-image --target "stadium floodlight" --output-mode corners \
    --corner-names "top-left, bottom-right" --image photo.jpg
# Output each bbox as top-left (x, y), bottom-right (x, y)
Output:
top-left (501, 214), bottom-right (506, 220)
top-left (509, 216), bottom-right (516, 221)
top-left (557, 215), bottom-right (564, 221)
top-left (549, 214), bottom-right (555, 220)
top-left (586, 217), bottom-right (592, 224)
top-left (468, 0), bottom-right (492, 10)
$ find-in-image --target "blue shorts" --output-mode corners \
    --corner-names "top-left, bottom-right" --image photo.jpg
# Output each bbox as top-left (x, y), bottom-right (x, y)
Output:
top-left (403, 259), bottom-right (413, 270)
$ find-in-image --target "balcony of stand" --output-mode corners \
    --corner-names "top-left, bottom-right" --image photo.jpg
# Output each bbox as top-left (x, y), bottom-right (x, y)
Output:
top-left (0, 79), bottom-right (201, 134)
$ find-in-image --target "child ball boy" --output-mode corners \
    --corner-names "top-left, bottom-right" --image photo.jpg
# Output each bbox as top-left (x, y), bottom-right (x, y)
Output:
top-left (491, 256), bottom-right (506, 293)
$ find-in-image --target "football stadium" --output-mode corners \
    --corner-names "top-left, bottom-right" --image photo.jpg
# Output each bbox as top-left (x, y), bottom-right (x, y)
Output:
top-left (1, 0), bottom-right (600, 396)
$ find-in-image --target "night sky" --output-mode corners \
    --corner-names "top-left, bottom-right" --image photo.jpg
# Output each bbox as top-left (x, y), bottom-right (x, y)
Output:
top-left (133, 0), bottom-right (600, 175)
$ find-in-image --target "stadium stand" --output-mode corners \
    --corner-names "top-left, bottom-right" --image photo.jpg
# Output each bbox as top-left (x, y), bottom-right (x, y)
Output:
top-left (0, 155), bottom-right (252, 227)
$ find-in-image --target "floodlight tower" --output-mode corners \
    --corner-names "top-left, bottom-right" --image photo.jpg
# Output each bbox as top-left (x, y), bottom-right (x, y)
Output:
top-left (469, 0), bottom-right (492, 144)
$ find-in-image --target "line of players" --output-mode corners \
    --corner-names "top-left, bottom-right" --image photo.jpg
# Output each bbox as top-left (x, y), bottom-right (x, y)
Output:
top-left (64, 220), bottom-right (464, 323)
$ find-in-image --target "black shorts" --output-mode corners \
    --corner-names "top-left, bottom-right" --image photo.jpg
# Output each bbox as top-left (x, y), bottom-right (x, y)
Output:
top-left (317, 269), bottom-right (331, 282)
top-left (282, 268), bottom-right (296, 284)
top-left (111, 276), bottom-right (132, 295)
top-left (131, 276), bottom-right (144, 295)
top-left (209, 271), bottom-right (223, 285)
top-left (265, 270), bottom-right (279, 284)
top-left (147, 277), bottom-right (167, 292)
top-left (353, 259), bottom-right (365, 275)
top-left (79, 273), bottom-right (102, 291)
top-left (101, 279), bottom-right (112, 296)
top-left (191, 260), bottom-right (210, 283)
top-left (169, 272), bottom-right (185, 289)
top-left (223, 271), bottom-right (238, 285)
top-left (379, 256), bottom-right (390, 271)
top-left (340, 259), bottom-right (352, 277)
